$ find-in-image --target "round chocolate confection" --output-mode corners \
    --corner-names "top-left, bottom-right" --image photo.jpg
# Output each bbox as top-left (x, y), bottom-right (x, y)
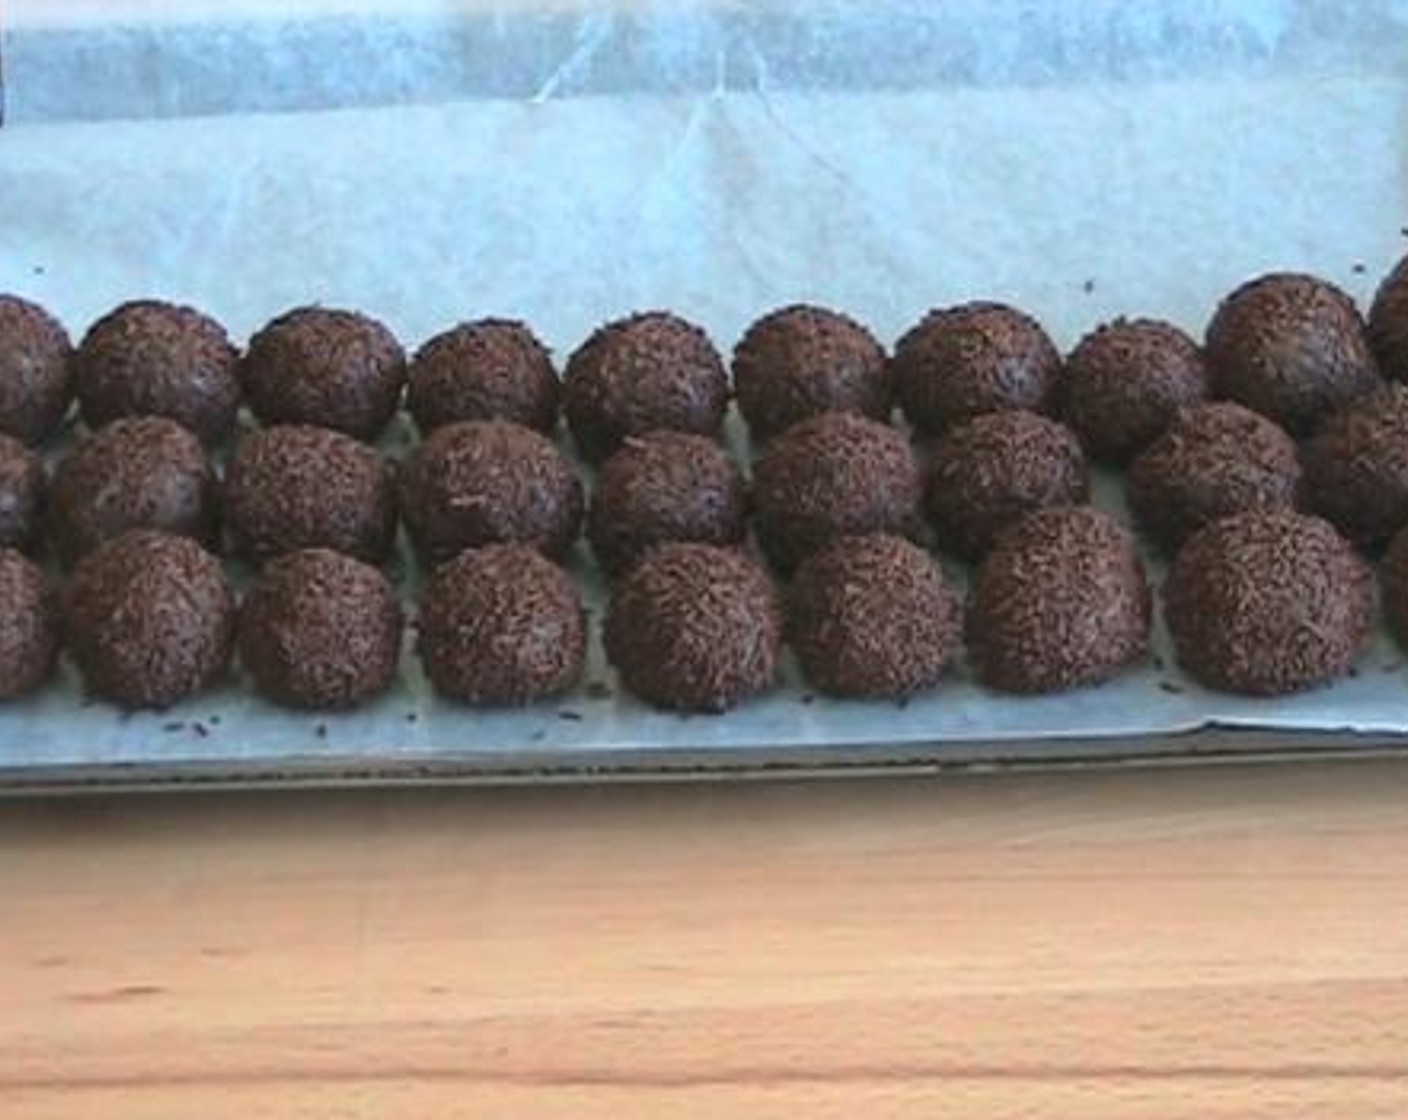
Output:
top-left (1058, 317), bottom-right (1209, 464)
top-left (66, 530), bottom-right (235, 709)
top-left (966, 507), bottom-right (1150, 694)
top-left (924, 411), bottom-right (1089, 562)
top-left (603, 542), bottom-right (781, 713)
top-left (563, 311), bottom-right (728, 462)
top-left (1380, 525), bottom-right (1408, 650)
top-left (1302, 383), bottom-right (1408, 549)
top-left (1369, 253), bottom-right (1408, 383)
top-left (242, 307), bottom-right (406, 441)
top-left (1205, 272), bottom-right (1381, 435)
top-left (399, 418), bottom-right (582, 565)
top-left (74, 300), bottom-right (240, 445)
top-left (238, 548), bottom-right (402, 710)
top-left (225, 425), bottom-right (396, 565)
top-left (0, 549), bottom-right (60, 700)
top-left (1126, 402), bottom-right (1300, 555)
top-left (892, 301), bottom-right (1061, 435)
top-left (48, 416), bottom-right (219, 564)
top-left (0, 294), bottom-right (72, 446)
top-left (0, 433), bottom-right (44, 552)
top-left (1164, 511), bottom-right (1369, 696)
top-left (417, 544), bottom-right (585, 705)
top-left (752, 411), bottom-right (921, 572)
top-left (408, 318), bottom-right (560, 435)
top-left (731, 304), bottom-right (889, 442)
top-left (788, 533), bottom-right (960, 699)
top-left (587, 431), bottom-right (747, 575)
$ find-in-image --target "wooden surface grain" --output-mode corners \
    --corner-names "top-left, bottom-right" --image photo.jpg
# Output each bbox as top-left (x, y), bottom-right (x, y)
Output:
top-left (3, 759), bottom-right (1408, 1118)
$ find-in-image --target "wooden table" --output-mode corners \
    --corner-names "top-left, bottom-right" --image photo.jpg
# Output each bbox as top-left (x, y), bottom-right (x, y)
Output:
top-left (3, 758), bottom-right (1408, 1118)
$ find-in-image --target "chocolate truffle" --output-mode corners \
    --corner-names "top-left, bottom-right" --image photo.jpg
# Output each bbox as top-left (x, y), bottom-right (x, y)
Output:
top-left (1164, 511), bottom-right (1369, 695)
top-left (731, 304), bottom-right (889, 441)
top-left (417, 544), bottom-right (585, 705)
top-left (0, 294), bottom-right (72, 445)
top-left (1058, 317), bottom-right (1209, 463)
top-left (752, 411), bottom-right (921, 572)
top-left (0, 549), bottom-right (60, 700)
top-left (604, 542), bottom-right (781, 712)
top-left (587, 431), bottom-right (747, 575)
top-left (242, 307), bottom-right (406, 440)
top-left (1126, 402), bottom-right (1300, 555)
top-left (74, 300), bottom-right (240, 445)
top-left (892, 301), bottom-right (1061, 435)
top-left (966, 507), bottom-right (1150, 694)
top-left (1379, 525), bottom-right (1408, 649)
top-left (0, 434), bottom-right (43, 552)
top-left (1301, 383), bottom-right (1408, 549)
top-left (924, 411), bottom-right (1089, 562)
top-left (49, 416), bottom-right (219, 564)
top-left (238, 549), bottom-right (402, 710)
top-left (1370, 254), bottom-right (1408, 383)
top-left (66, 530), bottom-right (235, 709)
top-left (563, 311), bottom-right (728, 462)
top-left (400, 419), bottom-right (582, 565)
top-left (225, 425), bottom-right (396, 565)
top-left (1205, 272), bottom-right (1381, 435)
top-left (789, 533), bottom-right (960, 698)
top-left (408, 318), bottom-right (559, 434)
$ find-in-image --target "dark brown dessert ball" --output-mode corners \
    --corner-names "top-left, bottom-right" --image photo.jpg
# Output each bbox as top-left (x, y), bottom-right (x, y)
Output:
top-left (49, 416), bottom-right (219, 564)
top-left (0, 549), bottom-right (60, 700)
top-left (1379, 525), bottom-right (1408, 650)
top-left (238, 549), bottom-right (402, 710)
top-left (1302, 384), bottom-right (1408, 549)
top-left (753, 411), bottom-right (921, 572)
top-left (1058, 317), bottom-right (1209, 463)
top-left (789, 533), bottom-right (960, 699)
top-left (924, 411), bottom-right (1089, 562)
top-left (1205, 272), bottom-right (1381, 435)
top-left (225, 425), bottom-right (396, 565)
top-left (0, 434), bottom-right (44, 552)
top-left (417, 544), bottom-right (585, 705)
top-left (0, 294), bottom-right (72, 446)
top-left (242, 307), bottom-right (406, 441)
top-left (732, 304), bottom-right (889, 441)
top-left (604, 542), bottom-right (781, 712)
top-left (66, 530), bottom-right (234, 709)
top-left (892, 301), bottom-right (1061, 435)
top-left (1369, 254), bottom-right (1408, 383)
top-left (1164, 511), bottom-right (1369, 696)
top-left (1126, 402), bottom-right (1300, 555)
top-left (966, 507), bottom-right (1150, 694)
top-left (563, 311), bottom-right (728, 462)
top-left (408, 318), bottom-right (559, 435)
top-left (74, 300), bottom-right (240, 445)
top-left (587, 431), bottom-right (747, 575)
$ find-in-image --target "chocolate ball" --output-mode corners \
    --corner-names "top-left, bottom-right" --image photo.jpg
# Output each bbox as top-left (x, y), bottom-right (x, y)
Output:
top-left (1302, 383), bottom-right (1408, 549)
top-left (400, 419), bottom-right (582, 565)
top-left (1379, 525), bottom-right (1408, 650)
top-left (238, 548), bottom-right (402, 710)
top-left (242, 307), bottom-right (406, 441)
top-left (74, 300), bottom-right (240, 445)
top-left (1206, 272), bottom-right (1381, 435)
top-left (1165, 511), bottom-right (1369, 695)
top-left (892, 301), bottom-right (1061, 435)
top-left (731, 304), bottom-right (889, 442)
top-left (0, 294), bottom-right (72, 445)
top-left (966, 507), bottom-right (1150, 694)
top-left (1126, 402), bottom-right (1300, 555)
top-left (604, 542), bottom-right (781, 712)
top-left (1369, 253), bottom-right (1408, 383)
top-left (563, 311), bottom-right (728, 462)
top-left (66, 530), bottom-right (235, 709)
top-left (408, 318), bottom-right (559, 435)
top-left (924, 411), bottom-right (1089, 562)
top-left (0, 433), bottom-right (44, 552)
top-left (225, 425), bottom-right (396, 565)
top-left (789, 533), bottom-right (960, 698)
top-left (1058, 317), bottom-right (1209, 463)
top-left (417, 544), bottom-right (585, 705)
top-left (587, 431), bottom-right (747, 575)
top-left (0, 549), bottom-right (60, 700)
top-left (49, 416), bottom-right (219, 564)
top-left (753, 411), bottom-right (921, 572)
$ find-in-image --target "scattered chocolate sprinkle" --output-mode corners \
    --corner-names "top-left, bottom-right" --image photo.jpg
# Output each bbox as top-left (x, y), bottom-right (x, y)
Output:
top-left (557, 710), bottom-right (583, 722)
top-left (585, 681), bottom-right (613, 700)
top-left (1158, 682), bottom-right (1184, 695)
